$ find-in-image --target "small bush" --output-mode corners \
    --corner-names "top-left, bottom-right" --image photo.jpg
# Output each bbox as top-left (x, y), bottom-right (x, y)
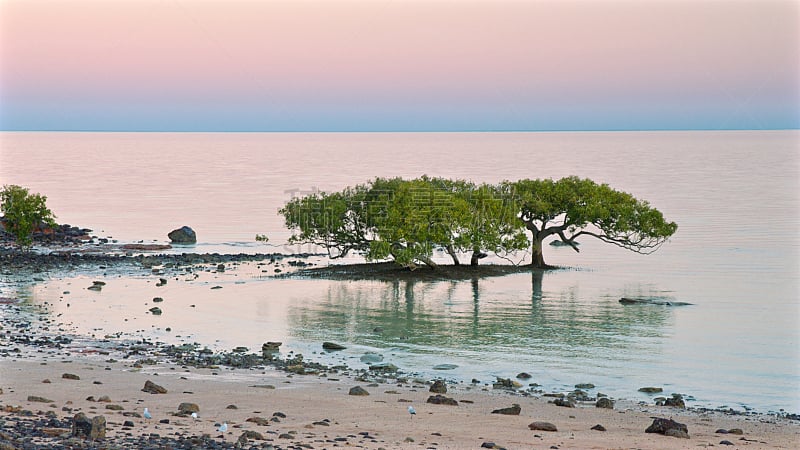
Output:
top-left (0, 185), bottom-right (57, 249)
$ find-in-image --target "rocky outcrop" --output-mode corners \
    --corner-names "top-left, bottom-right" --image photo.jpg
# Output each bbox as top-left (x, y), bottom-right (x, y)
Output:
top-left (168, 226), bottom-right (196, 244)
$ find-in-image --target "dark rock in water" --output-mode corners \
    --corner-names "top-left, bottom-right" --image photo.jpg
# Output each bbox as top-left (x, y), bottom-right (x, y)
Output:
top-left (216, 263), bottom-right (225, 272)
top-left (427, 394), bottom-right (458, 406)
top-left (152, 297), bottom-right (164, 303)
top-left (433, 363), bottom-right (458, 370)
top-left (661, 393), bottom-right (686, 408)
top-left (72, 413), bottom-right (106, 440)
top-left (639, 386), bottom-right (663, 394)
top-left (349, 386), bottom-right (369, 396)
top-left (575, 383), bottom-right (595, 389)
top-left (178, 402), bottom-right (199, 414)
top-left (493, 377), bottom-right (522, 390)
top-left (591, 424), bottom-right (606, 432)
top-left (492, 404), bottom-right (521, 415)
top-left (359, 352), bottom-right (383, 363)
top-left (168, 226), bottom-right (197, 244)
top-left (322, 341), bottom-right (347, 350)
top-left (516, 372), bottom-right (532, 380)
top-left (528, 421), bottom-right (558, 432)
top-left (595, 397), bottom-right (614, 409)
top-left (549, 240), bottom-right (579, 247)
top-left (429, 380), bottom-right (447, 394)
top-left (369, 362), bottom-right (399, 373)
top-left (262, 341), bottom-right (282, 352)
top-left (619, 297), bottom-right (692, 306)
top-left (142, 380), bottom-right (167, 394)
top-left (645, 418), bottom-right (688, 437)
top-left (149, 307), bottom-right (162, 315)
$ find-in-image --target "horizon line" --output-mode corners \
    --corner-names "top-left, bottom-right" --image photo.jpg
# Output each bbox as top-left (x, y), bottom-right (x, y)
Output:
top-left (1, 127), bottom-right (798, 133)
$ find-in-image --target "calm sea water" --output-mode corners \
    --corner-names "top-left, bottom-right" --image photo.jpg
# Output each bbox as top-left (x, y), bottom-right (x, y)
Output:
top-left (1, 131), bottom-right (798, 413)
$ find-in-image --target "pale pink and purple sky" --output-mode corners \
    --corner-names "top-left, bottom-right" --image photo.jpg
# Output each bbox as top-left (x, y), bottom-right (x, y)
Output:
top-left (1, 0), bottom-right (797, 131)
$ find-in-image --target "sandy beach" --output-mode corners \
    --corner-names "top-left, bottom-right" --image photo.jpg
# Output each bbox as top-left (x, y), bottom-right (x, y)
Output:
top-left (1, 329), bottom-right (798, 450)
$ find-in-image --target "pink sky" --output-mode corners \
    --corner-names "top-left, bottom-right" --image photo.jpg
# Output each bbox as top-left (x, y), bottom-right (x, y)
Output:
top-left (1, 0), bottom-right (797, 131)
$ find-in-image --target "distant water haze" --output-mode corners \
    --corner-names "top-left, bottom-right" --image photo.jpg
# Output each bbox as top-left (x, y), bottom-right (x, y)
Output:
top-left (1, 130), bottom-right (798, 414)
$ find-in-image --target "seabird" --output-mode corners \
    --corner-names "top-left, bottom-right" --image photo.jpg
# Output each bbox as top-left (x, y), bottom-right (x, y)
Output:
top-left (143, 408), bottom-right (152, 420)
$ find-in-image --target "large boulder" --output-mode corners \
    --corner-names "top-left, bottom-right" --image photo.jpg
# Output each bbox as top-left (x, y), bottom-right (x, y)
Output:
top-left (168, 226), bottom-right (196, 244)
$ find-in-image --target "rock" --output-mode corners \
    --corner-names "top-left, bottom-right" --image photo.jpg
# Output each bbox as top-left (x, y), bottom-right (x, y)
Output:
top-left (432, 364), bottom-right (458, 370)
top-left (575, 383), bottom-right (595, 389)
top-left (121, 244), bottom-right (172, 251)
top-left (216, 264), bottom-right (225, 272)
top-left (553, 398), bottom-right (575, 408)
top-left (645, 418), bottom-right (688, 436)
top-left (123, 420), bottom-right (134, 427)
top-left (152, 297), bottom-right (164, 303)
top-left (149, 307), bottom-right (162, 315)
top-left (240, 430), bottom-right (264, 440)
top-left (426, 395), bottom-right (458, 406)
top-left (168, 226), bottom-right (196, 244)
top-left (262, 342), bottom-right (282, 352)
top-left (619, 297), bottom-right (693, 306)
top-left (493, 377), bottom-right (522, 389)
top-left (727, 428), bottom-right (744, 435)
top-left (72, 413), bottom-right (106, 440)
top-left (247, 417), bottom-right (270, 426)
top-left (638, 386), bottom-right (663, 394)
top-left (62, 373), bottom-right (80, 380)
top-left (595, 398), bottom-right (614, 409)
top-left (226, 404), bottom-right (238, 409)
top-left (591, 424), bottom-right (606, 431)
top-left (178, 402), bottom-right (199, 414)
top-left (663, 393), bottom-right (686, 408)
top-left (528, 421), bottom-right (558, 432)
top-left (665, 428), bottom-right (690, 439)
top-left (720, 440), bottom-right (735, 446)
top-left (491, 404), bottom-right (521, 415)
top-left (369, 362), bottom-right (399, 373)
top-left (28, 395), bottom-right (54, 403)
top-left (322, 342), bottom-right (346, 350)
top-left (348, 386), bottom-right (370, 396)
top-left (429, 380), bottom-right (447, 394)
top-left (142, 380), bottom-right (167, 394)
top-left (516, 372), bottom-right (532, 379)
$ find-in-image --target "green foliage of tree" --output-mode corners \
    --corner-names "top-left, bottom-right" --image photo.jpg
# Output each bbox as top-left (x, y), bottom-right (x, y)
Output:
top-left (280, 176), bottom-right (676, 270)
top-left (280, 177), bottom-right (528, 269)
top-left (507, 176), bottom-right (678, 268)
top-left (0, 185), bottom-right (57, 249)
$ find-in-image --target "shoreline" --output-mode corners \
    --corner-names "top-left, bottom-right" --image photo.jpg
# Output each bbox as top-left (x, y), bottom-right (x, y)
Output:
top-left (2, 323), bottom-right (799, 449)
top-left (1, 242), bottom-right (799, 448)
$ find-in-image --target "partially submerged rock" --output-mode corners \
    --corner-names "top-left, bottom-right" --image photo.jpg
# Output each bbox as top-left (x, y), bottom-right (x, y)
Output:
top-left (619, 297), bottom-right (692, 306)
top-left (168, 226), bottom-right (196, 244)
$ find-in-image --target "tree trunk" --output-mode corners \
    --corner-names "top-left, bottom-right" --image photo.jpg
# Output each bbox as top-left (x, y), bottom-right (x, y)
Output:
top-left (470, 250), bottom-right (488, 266)
top-left (530, 238), bottom-right (546, 268)
top-left (445, 245), bottom-right (460, 265)
top-left (418, 256), bottom-right (439, 269)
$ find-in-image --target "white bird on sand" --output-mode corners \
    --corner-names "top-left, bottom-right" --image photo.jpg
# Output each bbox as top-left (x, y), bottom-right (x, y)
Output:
top-left (408, 406), bottom-right (416, 417)
top-left (218, 422), bottom-right (228, 433)
top-left (143, 408), bottom-right (152, 420)
top-left (191, 412), bottom-right (199, 421)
